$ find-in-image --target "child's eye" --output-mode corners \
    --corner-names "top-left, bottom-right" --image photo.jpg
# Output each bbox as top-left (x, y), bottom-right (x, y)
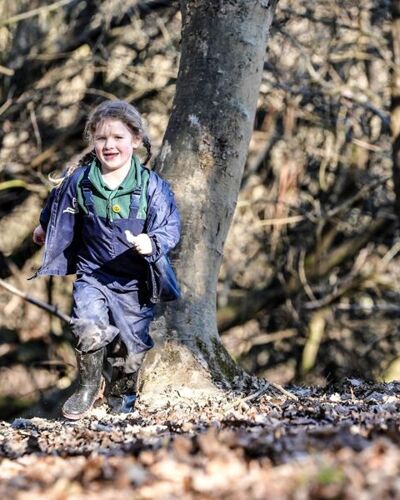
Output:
top-left (115, 136), bottom-right (124, 140)
top-left (95, 136), bottom-right (105, 141)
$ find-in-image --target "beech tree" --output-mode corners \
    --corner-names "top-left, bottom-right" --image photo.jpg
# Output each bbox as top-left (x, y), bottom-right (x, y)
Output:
top-left (141, 0), bottom-right (278, 397)
top-left (2, 1), bottom-right (397, 410)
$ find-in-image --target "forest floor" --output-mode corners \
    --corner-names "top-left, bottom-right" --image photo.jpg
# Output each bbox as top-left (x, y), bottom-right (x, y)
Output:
top-left (0, 380), bottom-right (400, 499)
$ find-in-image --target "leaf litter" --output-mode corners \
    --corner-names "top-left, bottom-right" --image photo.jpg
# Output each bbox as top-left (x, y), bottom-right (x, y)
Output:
top-left (0, 380), bottom-right (400, 498)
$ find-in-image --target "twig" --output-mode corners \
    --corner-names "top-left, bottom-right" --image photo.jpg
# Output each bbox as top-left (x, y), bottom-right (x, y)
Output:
top-left (85, 88), bottom-right (119, 101)
top-left (0, 278), bottom-right (71, 323)
top-left (381, 241), bottom-right (400, 266)
top-left (28, 102), bottom-right (42, 152)
top-left (326, 175), bottom-right (391, 218)
top-left (0, 65), bottom-right (14, 76)
top-left (0, 180), bottom-right (45, 193)
top-left (0, 0), bottom-right (75, 27)
top-left (351, 138), bottom-right (383, 152)
top-left (299, 248), bottom-right (317, 302)
top-left (252, 329), bottom-right (297, 345)
top-left (303, 247), bottom-right (370, 310)
top-left (239, 385), bottom-right (270, 404)
top-left (255, 215), bottom-right (305, 227)
top-left (269, 381), bottom-right (298, 401)
top-left (0, 98), bottom-right (12, 117)
top-left (224, 386), bottom-right (269, 413)
top-left (225, 381), bottom-right (298, 412)
top-left (335, 303), bottom-right (400, 314)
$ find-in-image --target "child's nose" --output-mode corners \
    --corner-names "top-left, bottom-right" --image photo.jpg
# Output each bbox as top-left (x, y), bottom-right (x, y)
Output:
top-left (104, 137), bottom-right (115, 148)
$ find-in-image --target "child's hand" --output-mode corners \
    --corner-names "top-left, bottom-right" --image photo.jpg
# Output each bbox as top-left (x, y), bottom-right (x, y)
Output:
top-left (33, 225), bottom-right (46, 246)
top-left (125, 230), bottom-right (153, 256)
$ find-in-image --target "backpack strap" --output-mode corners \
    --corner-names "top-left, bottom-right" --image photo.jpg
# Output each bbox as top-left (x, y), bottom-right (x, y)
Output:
top-left (80, 168), bottom-right (95, 212)
top-left (129, 188), bottom-right (142, 212)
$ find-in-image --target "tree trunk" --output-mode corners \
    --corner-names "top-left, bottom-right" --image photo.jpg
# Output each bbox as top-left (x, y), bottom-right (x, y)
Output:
top-left (391, 0), bottom-right (400, 212)
top-left (140, 0), bottom-right (278, 398)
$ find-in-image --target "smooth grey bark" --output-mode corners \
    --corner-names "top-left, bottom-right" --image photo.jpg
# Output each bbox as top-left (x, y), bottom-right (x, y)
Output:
top-left (141, 0), bottom-right (278, 396)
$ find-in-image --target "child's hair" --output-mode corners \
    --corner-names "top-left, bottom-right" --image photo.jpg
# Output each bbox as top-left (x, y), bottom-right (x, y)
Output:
top-left (51, 100), bottom-right (152, 184)
top-left (83, 100), bottom-right (152, 165)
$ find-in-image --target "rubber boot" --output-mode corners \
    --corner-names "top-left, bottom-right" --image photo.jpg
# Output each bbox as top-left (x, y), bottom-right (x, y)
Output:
top-left (106, 368), bottom-right (139, 414)
top-left (62, 348), bottom-right (105, 420)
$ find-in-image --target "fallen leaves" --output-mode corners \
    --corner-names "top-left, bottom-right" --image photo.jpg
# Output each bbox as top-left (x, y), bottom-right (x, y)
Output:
top-left (0, 381), bottom-right (400, 498)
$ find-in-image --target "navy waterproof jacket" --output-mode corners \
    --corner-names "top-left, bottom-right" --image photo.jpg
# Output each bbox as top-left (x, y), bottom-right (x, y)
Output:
top-left (36, 165), bottom-right (181, 302)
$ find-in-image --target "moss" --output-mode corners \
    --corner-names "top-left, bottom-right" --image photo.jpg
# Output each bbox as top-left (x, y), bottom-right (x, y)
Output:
top-left (165, 344), bottom-right (182, 365)
top-left (211, 336), bottom-right (239, 383)
top-left (194, 336), bottom-right (239, 384)
top-left (315, 466), bottom-right (345, 486)
top-left (195, 337), bottom-right (208, 357)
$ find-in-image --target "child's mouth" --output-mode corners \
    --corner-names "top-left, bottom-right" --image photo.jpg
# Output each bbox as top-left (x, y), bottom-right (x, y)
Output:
top-left (104, 153), bottom-right (118, 160)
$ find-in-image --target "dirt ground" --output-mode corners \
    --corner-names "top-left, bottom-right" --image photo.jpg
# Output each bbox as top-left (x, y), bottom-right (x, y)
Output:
top-left (1, 380), bottom-right (400, 499)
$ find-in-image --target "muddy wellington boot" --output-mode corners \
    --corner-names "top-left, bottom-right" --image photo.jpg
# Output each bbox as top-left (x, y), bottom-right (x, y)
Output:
top-left (106, 368), bottom-right (139, 414)
top-left (62, 348), bottom-right (105, 420)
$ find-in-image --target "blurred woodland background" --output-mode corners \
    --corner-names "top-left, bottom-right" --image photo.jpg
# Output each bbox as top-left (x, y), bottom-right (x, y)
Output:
top-left (0, 0), bottom-right (398, 419)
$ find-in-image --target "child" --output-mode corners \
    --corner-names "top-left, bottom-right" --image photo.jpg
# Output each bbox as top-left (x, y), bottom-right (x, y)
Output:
top-left (32, 100), bottom-right (180, 419)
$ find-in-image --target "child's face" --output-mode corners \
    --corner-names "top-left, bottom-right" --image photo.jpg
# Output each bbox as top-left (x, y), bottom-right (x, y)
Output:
top-left (93, 118), bottom-right (141, 174)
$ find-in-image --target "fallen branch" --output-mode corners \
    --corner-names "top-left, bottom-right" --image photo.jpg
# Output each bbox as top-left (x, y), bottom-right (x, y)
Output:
top-left (269, 381), bottom-right (299, 401)
top-left (225, 380), bottom-right (298, 413)
top-left (0, 278), bottom-right (71, 323)
top-left (224, 386), bottom-right (270, 412)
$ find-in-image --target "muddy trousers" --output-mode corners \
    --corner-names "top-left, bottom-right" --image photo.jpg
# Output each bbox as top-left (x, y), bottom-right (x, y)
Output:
top-left (70, 274), bottom-right (155, 374)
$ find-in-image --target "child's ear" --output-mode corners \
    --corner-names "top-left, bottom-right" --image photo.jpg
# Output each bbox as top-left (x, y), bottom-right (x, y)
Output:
top-left (132, 135), bottom-right (142, 149)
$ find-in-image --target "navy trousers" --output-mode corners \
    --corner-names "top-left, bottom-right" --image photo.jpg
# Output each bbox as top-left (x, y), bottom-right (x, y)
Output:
top-left (71, 274), bottom-right (154, 373)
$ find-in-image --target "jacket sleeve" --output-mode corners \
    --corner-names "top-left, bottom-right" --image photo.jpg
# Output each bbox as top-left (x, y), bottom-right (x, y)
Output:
top-left (40, 167), bottom-right (83, 232)
top-left (144, 173), bottom-right (181, 263)
top-left (39, 188), bottom-right (57, 231)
